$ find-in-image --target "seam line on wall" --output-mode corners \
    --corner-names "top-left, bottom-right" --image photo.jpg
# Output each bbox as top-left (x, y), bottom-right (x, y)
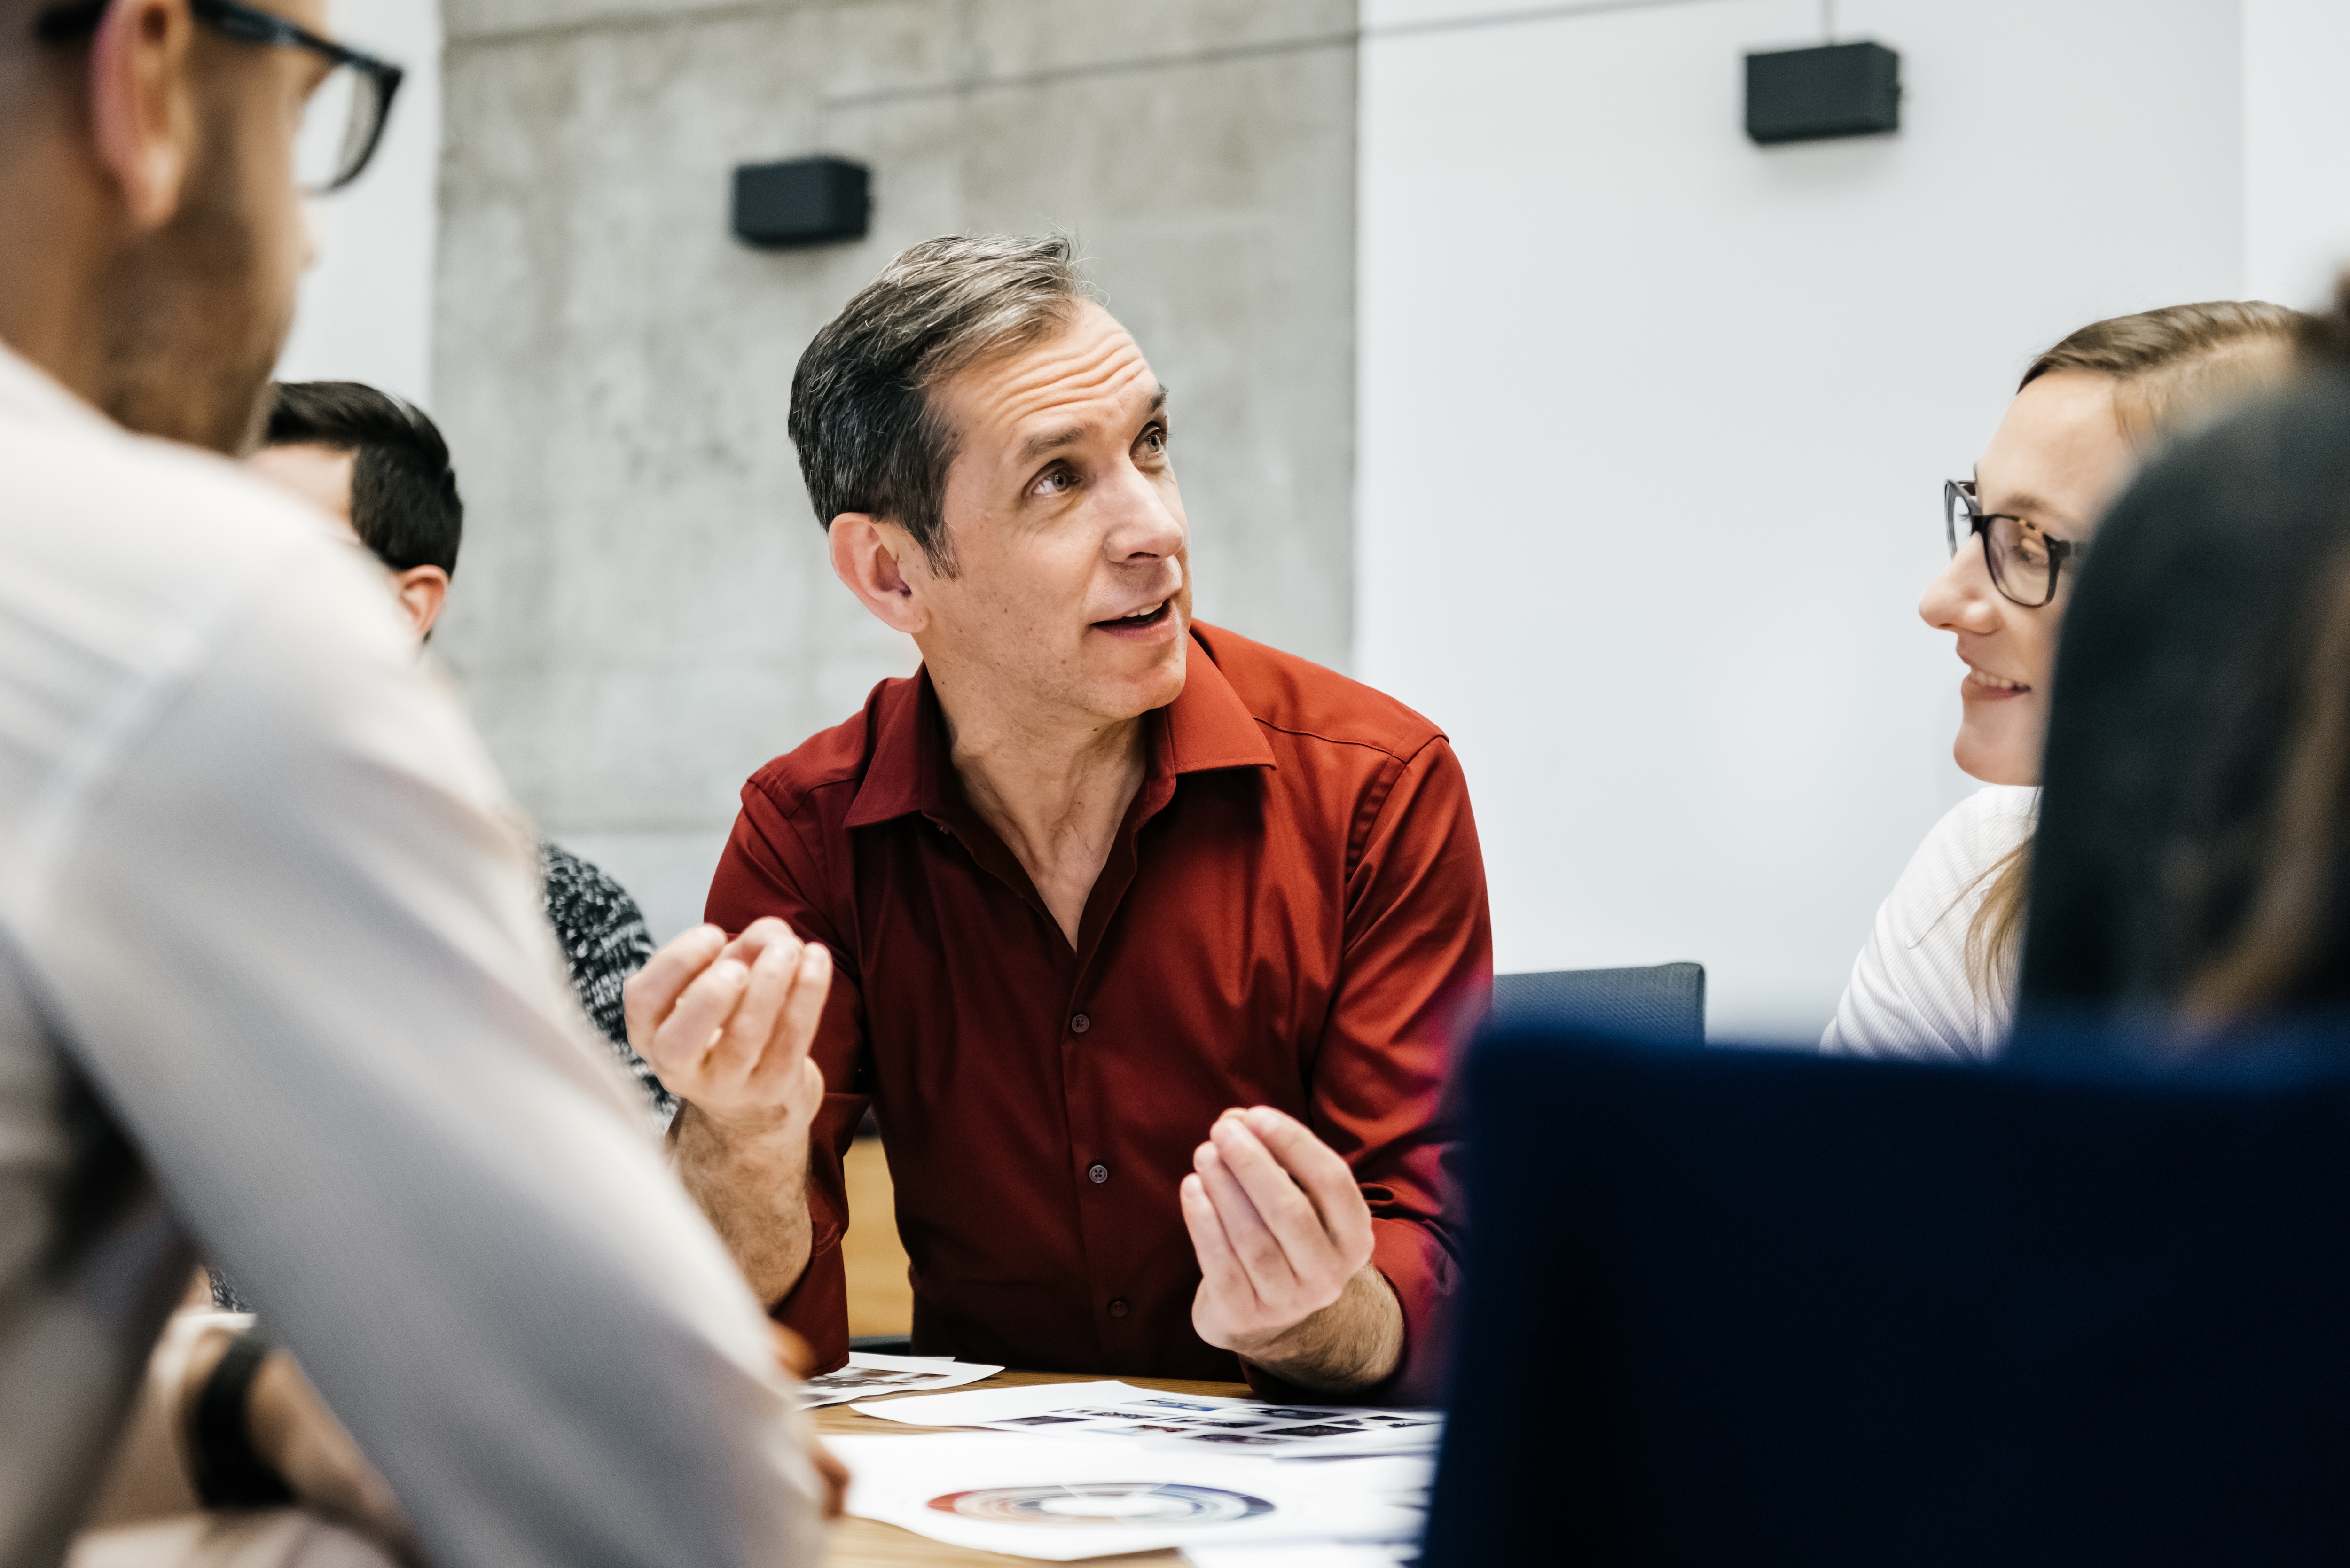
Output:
top-left (1371, 0), bottom-right (1737, 44)
top-left (453, 1), bottom-right (834, 50)
top-left (449, 0), bottom-right (1734, 74)
top-left (821, 30), bottom-right (1359, 112)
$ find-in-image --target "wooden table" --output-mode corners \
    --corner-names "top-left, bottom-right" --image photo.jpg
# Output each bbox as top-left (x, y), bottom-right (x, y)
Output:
top-left (815, 1369), bottom-right (1253, 1567)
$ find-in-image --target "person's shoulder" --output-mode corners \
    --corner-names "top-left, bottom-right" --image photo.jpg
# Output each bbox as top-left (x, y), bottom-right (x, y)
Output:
top-left (1874, 783), bottom-right (2036, 938)
top-left (1821, 787), bottom-right (2033, 1061)
top-left (0, 398), bottom-right (394, 680)
top-left (4, 398), bottom-right (344, 570)
top-left (1192, 621), bottom-right (1446, 763)
top-left (741, 674), bottom-right (920, 820)
top-left (1926, 783), bottom-right (2039, 868)
top-left (0, 394), bottom-right (422, 774)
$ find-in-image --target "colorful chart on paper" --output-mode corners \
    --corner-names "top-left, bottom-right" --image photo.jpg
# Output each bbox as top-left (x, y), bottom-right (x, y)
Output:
top-left (927, 1482), bottom-right (1276, 1527)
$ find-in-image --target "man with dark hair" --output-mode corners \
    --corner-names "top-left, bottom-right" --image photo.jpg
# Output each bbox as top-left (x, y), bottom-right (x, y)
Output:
top-left (250, 380), bottom-right (462, 636)
top-left (0, 3), bottom-right (824, 1565)
top-left (251, 379), bottom-right (673, 1116)
top-left (629, 235), bottom-right (1489, 1403)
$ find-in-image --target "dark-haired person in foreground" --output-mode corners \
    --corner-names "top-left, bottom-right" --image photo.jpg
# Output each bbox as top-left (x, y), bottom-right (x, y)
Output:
top-left (2016, 302), bottom-right (2350, 1034)
top-left (0, 2), bottom-right (826, 1564)
top-left (627, 236), bottom-right (1489, 1402)
top-left (251, 380), bottom-right (674, 1118)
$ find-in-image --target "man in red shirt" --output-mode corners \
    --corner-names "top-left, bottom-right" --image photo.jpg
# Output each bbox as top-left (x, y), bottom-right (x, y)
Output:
top-left (625, 235), bottom-right (1490, 1402)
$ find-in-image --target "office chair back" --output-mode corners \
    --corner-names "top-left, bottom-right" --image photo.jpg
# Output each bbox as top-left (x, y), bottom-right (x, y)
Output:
top-left (1491, 961), bottom-right (1704, 1043)
top-left (1422, 1022), bottom-right (2350, 1567)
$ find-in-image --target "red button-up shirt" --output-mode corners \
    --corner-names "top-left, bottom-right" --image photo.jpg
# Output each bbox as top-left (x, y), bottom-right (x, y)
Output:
top-left (705, 623), bottom-right (1490, 1402)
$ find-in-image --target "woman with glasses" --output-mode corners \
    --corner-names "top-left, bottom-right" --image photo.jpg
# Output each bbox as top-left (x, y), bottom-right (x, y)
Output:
top-left (1821, 302), bottom-right (2305, 1062)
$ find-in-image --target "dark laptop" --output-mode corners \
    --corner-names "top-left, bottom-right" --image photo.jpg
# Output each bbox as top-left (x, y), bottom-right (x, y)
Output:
top-left (1421, 1021), bottom-right (2350, 1566)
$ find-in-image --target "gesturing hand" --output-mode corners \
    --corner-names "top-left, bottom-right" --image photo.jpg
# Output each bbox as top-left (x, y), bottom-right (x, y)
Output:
top-left (624, 918), bottom-right (832, 1134)
top-left (1179, 1106), bottom-right (1402, 1392)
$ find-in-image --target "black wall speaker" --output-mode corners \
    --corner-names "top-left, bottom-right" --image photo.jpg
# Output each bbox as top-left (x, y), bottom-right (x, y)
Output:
top-left (1744, 41), bottom-right (1901, 145)
top-left (732, 156), bottom-right (871, 248)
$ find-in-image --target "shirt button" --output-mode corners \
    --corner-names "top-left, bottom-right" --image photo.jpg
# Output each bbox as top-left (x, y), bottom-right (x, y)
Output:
top-left (1070, 1013), bottom-right (1092, 1035)
top-left (1108, 1298), bottom-right (1130, 1318)
top-left (1088, 1163), bottom-right (1109, 1185)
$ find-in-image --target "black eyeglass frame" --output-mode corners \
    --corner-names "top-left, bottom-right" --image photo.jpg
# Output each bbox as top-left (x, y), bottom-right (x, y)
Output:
top-left (1943, 478), bottom-right (2086, 609)
top-left (33, 0), bottom-right (403, 195)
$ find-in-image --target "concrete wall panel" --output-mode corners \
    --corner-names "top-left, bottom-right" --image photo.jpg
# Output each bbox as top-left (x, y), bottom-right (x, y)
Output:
top-left (434, 0), bottom-right (1357, 937)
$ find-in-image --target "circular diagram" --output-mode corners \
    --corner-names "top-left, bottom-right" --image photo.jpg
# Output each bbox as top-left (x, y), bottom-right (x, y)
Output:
top-left (928, 1482), bottom-right (1276, 1527)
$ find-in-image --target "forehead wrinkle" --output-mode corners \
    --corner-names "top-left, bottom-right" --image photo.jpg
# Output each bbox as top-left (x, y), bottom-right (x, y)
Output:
top-left (976, 311), bottom-right (1152, 404)
top-left (995, 346), bottom-right (1154, 421)
top-left (980, 358), bottom-right (1160, 466)
top-left (1010, 377), bottom-right (1167, 465)
top-left (936, 307), bottom-right (1163, 483)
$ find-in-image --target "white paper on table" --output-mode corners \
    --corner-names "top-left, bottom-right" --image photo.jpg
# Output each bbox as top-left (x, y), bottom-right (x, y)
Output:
top-left (797, 1352), bottom-right (1004, 1410)
top-left (1181, 1542), bottom-right (1418, 1568)
top-left (851, 1379), bottom-right (1442, 1456)
top-left (849, 1380), bottom-right (1147, 1425)
top-left (828, 1432), bottom-right (1428, 1562)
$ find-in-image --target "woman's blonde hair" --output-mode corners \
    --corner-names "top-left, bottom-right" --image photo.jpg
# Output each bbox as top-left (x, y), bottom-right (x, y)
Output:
top-left (1964, 301), bottom-right (2309, 997)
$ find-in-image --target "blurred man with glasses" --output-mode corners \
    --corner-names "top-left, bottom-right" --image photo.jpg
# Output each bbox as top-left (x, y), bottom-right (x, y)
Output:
top-left (0, 4), bottom-right (830, 1566)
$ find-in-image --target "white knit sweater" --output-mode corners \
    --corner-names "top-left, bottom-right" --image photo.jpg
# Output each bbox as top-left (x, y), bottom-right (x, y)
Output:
top-left (1821, 785), bottom-right (2041, 1063)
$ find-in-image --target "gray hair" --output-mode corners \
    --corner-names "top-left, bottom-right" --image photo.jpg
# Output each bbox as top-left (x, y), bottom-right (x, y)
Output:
top-left (788, 234), bottom-right (1094, 573)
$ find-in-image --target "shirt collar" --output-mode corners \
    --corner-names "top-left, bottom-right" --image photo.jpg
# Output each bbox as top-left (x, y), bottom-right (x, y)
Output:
top-left (844, 624), bottom-right (1275, 830)
top-left (842, 672), bottom-right (931, 828)
top-left (1160, 628), bottom-right (1277, 775)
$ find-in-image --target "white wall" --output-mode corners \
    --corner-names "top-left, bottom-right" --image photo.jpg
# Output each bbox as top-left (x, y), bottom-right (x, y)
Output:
top-left (272, 0), bottom-right (441, 403)
top-left (2243, 0), bottom-right (2350, 309)
top-left (1358, 0), bottom-right (2250, 1038)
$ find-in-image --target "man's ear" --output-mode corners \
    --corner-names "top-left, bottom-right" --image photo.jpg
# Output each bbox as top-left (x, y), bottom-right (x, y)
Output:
top-left (89, 0), bottom-right (197, 232)
top-left (829, 514), bottom-right (929, 636)
top-left (392, 565), bottom-right (448, 640)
